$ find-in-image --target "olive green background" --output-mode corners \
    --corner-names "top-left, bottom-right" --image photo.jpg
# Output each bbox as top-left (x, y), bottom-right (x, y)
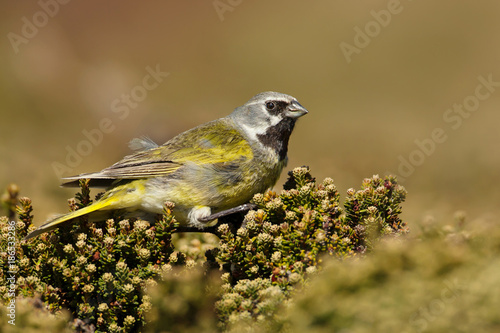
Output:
top-left (1, 1), bottom-right (499, 226)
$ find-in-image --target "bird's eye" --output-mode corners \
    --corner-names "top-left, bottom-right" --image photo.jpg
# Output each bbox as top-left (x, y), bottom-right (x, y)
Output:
top-left (265, 101), bottom-right (276, 110)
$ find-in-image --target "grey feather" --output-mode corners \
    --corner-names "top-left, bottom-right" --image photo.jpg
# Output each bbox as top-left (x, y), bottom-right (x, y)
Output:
top-left (129, 136), bottom-right (159, 151)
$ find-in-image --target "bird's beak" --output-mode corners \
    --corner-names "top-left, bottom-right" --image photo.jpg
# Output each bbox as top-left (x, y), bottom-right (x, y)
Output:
top-left (285, 100), bottom-right (309, 118)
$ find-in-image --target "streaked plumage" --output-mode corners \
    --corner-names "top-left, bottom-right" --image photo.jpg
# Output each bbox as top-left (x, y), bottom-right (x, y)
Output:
top-left (25, 92), bottom-right (308, 239)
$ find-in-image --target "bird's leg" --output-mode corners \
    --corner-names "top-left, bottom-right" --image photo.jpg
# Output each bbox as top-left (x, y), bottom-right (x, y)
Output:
top-left (197, 203), bottom-right (257, 222)
top-left (175, 203), bottom-right (257, 236)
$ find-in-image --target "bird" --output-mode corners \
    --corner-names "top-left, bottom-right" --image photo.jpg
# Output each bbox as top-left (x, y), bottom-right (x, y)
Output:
top-left (25, 91), bottom-right (308, 239)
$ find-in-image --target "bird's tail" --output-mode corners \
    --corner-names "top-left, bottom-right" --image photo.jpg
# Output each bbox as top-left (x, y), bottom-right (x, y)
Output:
top-left (24, 180), bottom-right (146, 240)
top-left (24, 200), bottom-right (113, 240)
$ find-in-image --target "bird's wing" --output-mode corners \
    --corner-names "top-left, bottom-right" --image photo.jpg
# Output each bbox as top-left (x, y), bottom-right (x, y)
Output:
top-left (61, 119), bottom-right (253, 187)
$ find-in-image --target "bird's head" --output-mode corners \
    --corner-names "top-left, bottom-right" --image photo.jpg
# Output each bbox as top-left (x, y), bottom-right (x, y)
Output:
top-left (230, 91), bottom-right (308, 139)
top-left (230, 91), bottom-right (308, 159)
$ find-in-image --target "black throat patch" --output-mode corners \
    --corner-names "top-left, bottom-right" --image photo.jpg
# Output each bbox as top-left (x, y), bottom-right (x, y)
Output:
top-left (257, 117), bottom-right (296, 161)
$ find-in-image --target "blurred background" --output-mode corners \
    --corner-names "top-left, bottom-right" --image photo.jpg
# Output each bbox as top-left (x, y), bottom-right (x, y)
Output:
top-left (1, 1), bottom-right (499, 227)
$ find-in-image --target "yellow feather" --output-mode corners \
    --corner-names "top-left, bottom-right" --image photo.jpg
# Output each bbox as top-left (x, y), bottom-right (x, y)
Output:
top-left (25, 180), bottom-right (146, 239)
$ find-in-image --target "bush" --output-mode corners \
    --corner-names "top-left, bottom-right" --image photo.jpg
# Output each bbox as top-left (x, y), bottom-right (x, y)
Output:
top-left (1, 181), bottom-right (179, 332)
top-left (212, 167), bottom-right (407, 330)
top-left (256, 215), bottom-right (500, 333)
top-left (0, 167), bottom-right (408, 332)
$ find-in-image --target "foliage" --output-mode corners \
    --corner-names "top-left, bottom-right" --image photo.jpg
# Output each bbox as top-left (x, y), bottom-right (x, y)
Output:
top-left (145, 267), bottom-right (221, 333)
top-left (1, 180), bottom-right (179, 332)
top-left (253, 214), bottom-right (500, 333)
top-left (0, 167), bottom-right (408, 332)
top-left (0, 296), bottom-right (72, 333)
top-left (211, 167), bottom-right (408, 329)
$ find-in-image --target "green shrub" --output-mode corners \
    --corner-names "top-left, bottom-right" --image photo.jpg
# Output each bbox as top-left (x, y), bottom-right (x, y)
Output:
top-left (263, 215), bottom-right (500, 333)
top-left (145, 267), bottom-right (221, 333)
top-left (211, 167), bottom-right (408, 330)
top-left (1, 180), bottom-right (179, 332)
top-left (0, 167), bottom-right (408, 332)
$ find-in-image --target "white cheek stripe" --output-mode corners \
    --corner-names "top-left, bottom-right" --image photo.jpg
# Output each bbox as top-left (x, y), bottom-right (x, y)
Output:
top-left (239, 123), bottom-right (266, 141)
top-left (267, 114), bottom-right (282, 127)
top-left (239, 114), bottom-right (281, 141)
